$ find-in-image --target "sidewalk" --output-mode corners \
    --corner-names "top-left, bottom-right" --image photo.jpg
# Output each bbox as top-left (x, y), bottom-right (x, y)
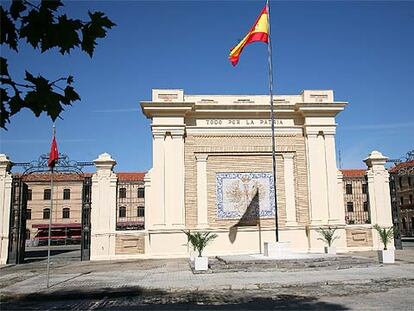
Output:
top-left (1, 249), bottom-right (414, 300)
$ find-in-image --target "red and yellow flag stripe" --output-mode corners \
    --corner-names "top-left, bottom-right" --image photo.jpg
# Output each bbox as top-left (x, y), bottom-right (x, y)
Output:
top-left (229, 6), bottom-right (269, 66)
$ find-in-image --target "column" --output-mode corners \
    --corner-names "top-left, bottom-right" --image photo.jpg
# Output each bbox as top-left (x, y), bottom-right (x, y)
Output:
top-left (306, 132), bottom-right (327, 224)
top-left (90, 153), bottom-right (117, 260)
top-left (324, 132), bottom-right (343, 224)
top-left (0, 154), bottom-right (12, 264)
top-left (150, 132), bottom-right (166, 228)
top-left (196, 154), bottom-right (208, 228)
top-left (364, 150), bottom-right (393, 250)
top-left (283, 153), bottom-right (297, 226)
top-left (164, 129), bottom-right (185, 227)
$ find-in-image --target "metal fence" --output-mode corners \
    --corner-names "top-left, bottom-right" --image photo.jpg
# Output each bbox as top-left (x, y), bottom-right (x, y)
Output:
top-left (344, 177), bottom-right (371, 225)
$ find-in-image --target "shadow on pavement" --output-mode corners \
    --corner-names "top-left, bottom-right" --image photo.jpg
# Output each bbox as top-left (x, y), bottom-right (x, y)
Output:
top-left (2, 286), bottom-right (349, 310)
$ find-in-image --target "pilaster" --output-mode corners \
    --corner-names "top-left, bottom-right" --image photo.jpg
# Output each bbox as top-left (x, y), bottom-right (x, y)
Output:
top-left (282, 153), bottom-right (297, 226)
top-left (90, 153), bottom-right (117, 260)
top-left (196, 154), bottom-right (209, 228)
top-left (0, 154), bottom-right (12, 264)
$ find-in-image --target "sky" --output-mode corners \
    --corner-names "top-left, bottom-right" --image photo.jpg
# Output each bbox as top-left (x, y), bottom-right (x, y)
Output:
top-left (1, 0), bottom-right (413, 173)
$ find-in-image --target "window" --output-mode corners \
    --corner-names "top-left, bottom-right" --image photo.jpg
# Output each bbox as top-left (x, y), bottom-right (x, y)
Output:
top-left (26, 230), bottom-right (30, 240)
top-left (43, 189), bottom-right (51, 200)
top-left (409, 177), bottom-right (412, 187)
top-left (62, 208), bottom-right (70, 219)
top-left (27, 189), bottom-right (32, 201)
top-left (402, 218), bottom-right (407, 230)
top-left (119, 206), bottom-right (126, 218)
top-left (43, 208), bottom-right (50, 219)
top-left (26, 209), bottom-right (32, 220)
top-left (346, 184), bottom-right (353, 195)
top-left (119, 188), bottom-right (126, 199)
top-left (400, 197), bottom-right (404, 205)
top-left (63, 189), bottom-right (70, 200)
top-left (347, 202), bottom-right (354, 212)
top-left (137, 206), bottom-right (145, 217)
top-left (363, 201), bottom-right (369, 212)
top-left (399, 177), bottom-right (403, 188)
top-left (362, 183), bottom-right (368, 194)
top-left (137, 188), bottom-right (145, 198)
top-left (410, 194), bottom-right (413, 205)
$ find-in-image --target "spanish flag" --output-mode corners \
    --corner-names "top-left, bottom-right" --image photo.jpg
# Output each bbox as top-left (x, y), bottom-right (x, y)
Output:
top-left (229, 6), bottom-right (269, 66)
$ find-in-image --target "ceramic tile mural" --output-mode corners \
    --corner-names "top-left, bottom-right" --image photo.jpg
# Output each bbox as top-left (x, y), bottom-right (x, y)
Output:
top-left (216, 172), bottom-right (275, 219)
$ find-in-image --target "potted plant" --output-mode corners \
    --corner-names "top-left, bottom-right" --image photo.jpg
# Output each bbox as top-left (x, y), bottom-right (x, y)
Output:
top-left (317, 226), bottom-right (339, 254)
top-left (183, 230), bottom-right (217, 271)
top-left (373, 224), bottom-right (395, 263)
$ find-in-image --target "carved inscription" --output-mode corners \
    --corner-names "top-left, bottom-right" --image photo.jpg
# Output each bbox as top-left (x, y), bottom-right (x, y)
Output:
top-left (204, 119), bottom-right (285, 127)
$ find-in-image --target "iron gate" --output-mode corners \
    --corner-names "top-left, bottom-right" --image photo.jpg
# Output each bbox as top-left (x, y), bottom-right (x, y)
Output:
top-left (81, 177), bottom-right (92, 261)
top-left (7, 177), bottom-right (28, 264)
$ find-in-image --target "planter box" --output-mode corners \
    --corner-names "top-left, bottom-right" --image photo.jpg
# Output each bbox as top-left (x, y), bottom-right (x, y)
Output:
top-left (195, 256), bottom-right (208, 271)
top-left (378, 249), bottom-right (395, 264)
top-left (324, 246), bottom-right (336, 255)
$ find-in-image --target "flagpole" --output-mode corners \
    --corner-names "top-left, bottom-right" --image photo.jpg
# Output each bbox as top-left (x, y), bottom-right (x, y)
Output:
top-left (266, 0), bottom-right (279, 242)
top-left (46, 124), bottom-right (55, 288)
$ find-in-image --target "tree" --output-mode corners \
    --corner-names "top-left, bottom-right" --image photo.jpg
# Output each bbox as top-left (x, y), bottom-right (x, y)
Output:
top-left (0, 0), bottom-right (115, 129)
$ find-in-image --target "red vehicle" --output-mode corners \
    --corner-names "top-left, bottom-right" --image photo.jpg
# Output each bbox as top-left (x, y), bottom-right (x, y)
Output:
top-left (33, 224), bottom-right (81, 246)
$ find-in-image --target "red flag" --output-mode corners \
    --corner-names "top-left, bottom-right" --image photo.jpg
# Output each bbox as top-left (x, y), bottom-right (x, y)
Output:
top-left (48, 136), bottom-right (59, 168)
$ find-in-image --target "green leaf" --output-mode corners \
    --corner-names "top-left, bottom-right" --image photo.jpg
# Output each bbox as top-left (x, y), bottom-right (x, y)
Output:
top-left (0, 7), bottom-right (19, 51)
top-left (81, 11), bottom-right (115, 57)
top-left (10, 0), bottom-right (26, 20)
top-left (0, 57), bottom-right (9, 76)
top-left (20, 8), bottom-right (54, 49)
top-left (66, 75), bottom-right (74, 84)
top-left (40, 0), bottom-right (63, 12)
top-left (8, 93), bottom-right (24, 115)
top-left (63, 85), bottom-right (80, 103)
top-left (54, 14), bottom-right (82, 54)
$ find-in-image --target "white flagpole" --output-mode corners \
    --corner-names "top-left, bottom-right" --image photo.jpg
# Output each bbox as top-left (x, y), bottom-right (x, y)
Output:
top-left (266, 0), bottom-right (279, 242)
top-left (46, 124), bottom-right (55, 288)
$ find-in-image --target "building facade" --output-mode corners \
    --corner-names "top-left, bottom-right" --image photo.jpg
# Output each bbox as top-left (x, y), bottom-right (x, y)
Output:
top-left (390, 160), bottom-right (414, 236)
top-left (11, 172), bottom-right (145, 246)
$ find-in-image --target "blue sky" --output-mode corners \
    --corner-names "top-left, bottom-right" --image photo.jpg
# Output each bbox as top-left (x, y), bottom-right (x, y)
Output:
top-left (1, 0), bottom-right (413, 172)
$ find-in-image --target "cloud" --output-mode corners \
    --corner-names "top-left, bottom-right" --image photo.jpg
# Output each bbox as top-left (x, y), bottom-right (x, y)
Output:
top-left (341, 122), bottom-right (414, 131)
top-left (93, 108), bottom-right (140, 113)
top-left (1, 139), bottom-right (96, 144)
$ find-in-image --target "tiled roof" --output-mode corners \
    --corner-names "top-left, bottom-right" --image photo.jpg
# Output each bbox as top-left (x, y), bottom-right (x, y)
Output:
top-left (340, 169), bottom-right (366, 177)
top-left (389, 160), bottom-right (414, 173)
top-left (13, 172), bottom-right (146, 182)
top-left (117, 172), bottom-right (146, 181)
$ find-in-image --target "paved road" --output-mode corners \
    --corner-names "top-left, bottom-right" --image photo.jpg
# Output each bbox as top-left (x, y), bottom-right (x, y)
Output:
top-left (1, 247), bottom-right (413, 310)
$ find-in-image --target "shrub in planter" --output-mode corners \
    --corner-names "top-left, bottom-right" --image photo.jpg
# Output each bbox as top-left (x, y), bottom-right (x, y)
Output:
top-left (373, 224), bottom-right (395, 263)
top-left (183, 231), bottom-right (218, 271)
top-left (317, 226), bottom-right (339, 254)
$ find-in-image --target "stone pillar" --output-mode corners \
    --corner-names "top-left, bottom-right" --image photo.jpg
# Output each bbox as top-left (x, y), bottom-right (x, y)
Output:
top-left (150, 131), bottom-right (165, 228)
top-left (164, 130), bottom-right (185, 227)
top-left (144, 169), bottom-right (152, 230)
top-left (196, 154), bottom-right (209, 228)
top-left (90, 153), bottom-right (117, 260)
top-left (282, 153), bottom-right (297, 226)
top-left (0, 154), bottom-right (12, 264)
top-left (324, 132), bottom-right (342, 224)
top-left (305, 131), bottom-right (328, 224)
top-left (364, 150), bottom-right (393, 250)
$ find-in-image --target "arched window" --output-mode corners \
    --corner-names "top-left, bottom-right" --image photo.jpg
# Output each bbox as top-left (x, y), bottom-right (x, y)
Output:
top-left (137, 188), bottom-right (145, 198)
top-left (26, 209), bottom-right (32, 220)
top-left (119, 206), bottom-right (126, 218)
top-left (43, 189), bottom-right (51, 200)
top-left (62, 208), bottom-right (70, 219)
top-left (63, 189), bottom-right (71, 200)
top-left (137, 206), bottom-right (145, 217)
top-left (43, 208), bottom-right (50, 219)
top-left (119, 187), bottom-right (126, 199)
